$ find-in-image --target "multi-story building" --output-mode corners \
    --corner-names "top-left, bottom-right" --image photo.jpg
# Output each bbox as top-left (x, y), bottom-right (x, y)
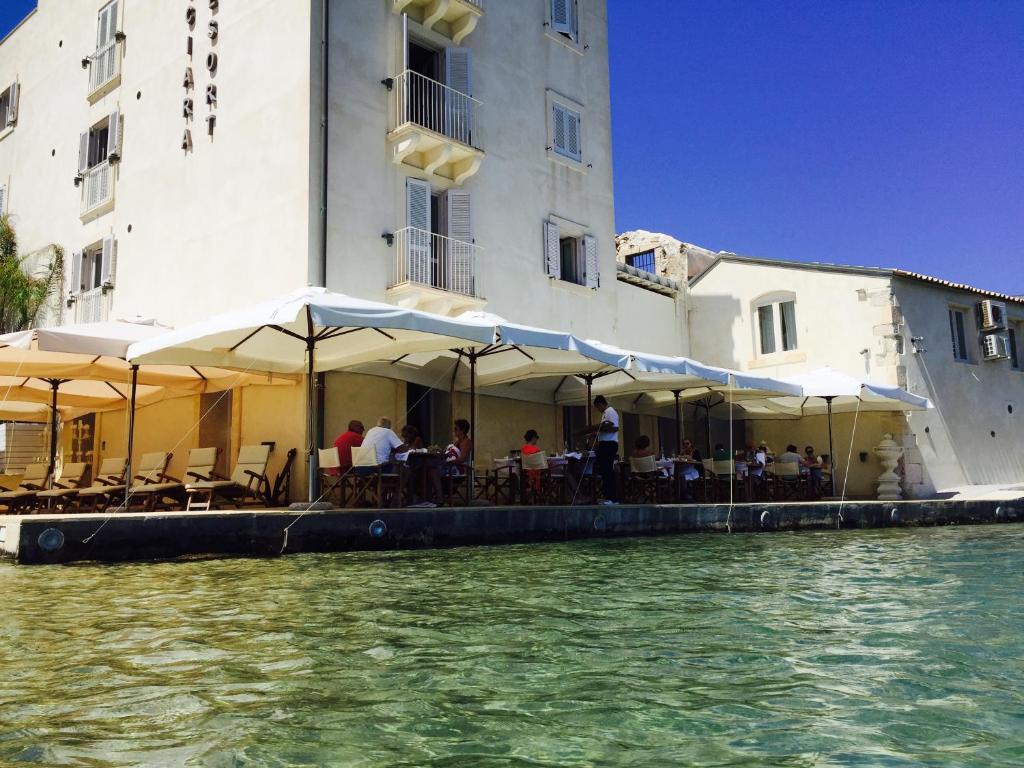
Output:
top-left (0, 1), bottom-right (686, 493)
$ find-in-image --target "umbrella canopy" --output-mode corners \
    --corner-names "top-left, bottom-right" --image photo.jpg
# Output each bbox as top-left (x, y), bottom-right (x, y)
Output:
top-left (127, 287), bottom-right (498, 503)
top-left (126, 287), bottom-right (497, 372)
top-left (763, 367), bottom-right (933, 415)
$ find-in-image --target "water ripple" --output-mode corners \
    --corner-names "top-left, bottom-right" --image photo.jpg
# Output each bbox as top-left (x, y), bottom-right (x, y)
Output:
top-left (1, 526), bottom-right (1023, 766)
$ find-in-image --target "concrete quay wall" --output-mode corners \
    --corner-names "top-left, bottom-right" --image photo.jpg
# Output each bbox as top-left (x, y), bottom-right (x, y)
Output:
top-left (1, 499), bottom-right (1021, 566)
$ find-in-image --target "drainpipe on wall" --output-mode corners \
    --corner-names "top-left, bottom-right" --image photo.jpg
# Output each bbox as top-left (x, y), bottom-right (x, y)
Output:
top-left (316, 0), bottom-right (329, 288)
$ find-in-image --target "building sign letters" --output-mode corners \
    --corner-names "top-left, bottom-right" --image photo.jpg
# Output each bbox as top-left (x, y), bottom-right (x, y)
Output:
top-left (183, 1), bottom-right (220, 152)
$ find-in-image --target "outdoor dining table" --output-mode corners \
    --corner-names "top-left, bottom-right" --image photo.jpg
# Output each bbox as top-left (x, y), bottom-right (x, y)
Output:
top-left (404, 451), bottom-right (446, 504)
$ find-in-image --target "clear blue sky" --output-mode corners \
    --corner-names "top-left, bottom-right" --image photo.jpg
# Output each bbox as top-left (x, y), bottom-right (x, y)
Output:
top-left (3, 1), bottom-right (1021, 292)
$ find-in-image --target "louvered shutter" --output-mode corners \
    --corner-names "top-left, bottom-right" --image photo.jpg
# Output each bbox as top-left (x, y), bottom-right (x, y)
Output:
top-left (69, 251), bottom-right (83, 298)
top-left (406, 178), bottom-right (432, 286)
top-left (551, 0), bottom-right (572, 34)
top-left (100, 237), bottom-right (115, 287)
top-left (544, 220), bottom-right (561, 280)
top-left (106, 109), bottom-right (120, 159)
top-left (582, 235), bottom-right (599, 289)
top-left (78, 132), bottom-right (90, 174)
top-left (443, 47), bottom-right (473, 142)
top-left (6, 83), bottom-right (18, 127)
top-left (566, 109), bottom-right (581, 161)
top-left (552, 104), bottom-right (566, 156)
top-left (445, 190), bottom-right (473, 295)
top-left (97, 2), bottom-right (118, 48)
top-left (0, 185), bottom-right (6, 216)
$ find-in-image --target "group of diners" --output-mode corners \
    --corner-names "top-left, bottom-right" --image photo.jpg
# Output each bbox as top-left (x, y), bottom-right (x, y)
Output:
top-left (325, 395), bottom-right (832, 508)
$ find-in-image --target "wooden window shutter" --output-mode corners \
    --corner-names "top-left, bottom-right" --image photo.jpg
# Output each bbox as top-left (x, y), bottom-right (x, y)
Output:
top-left (107, 109), bottom-right (121, 160)
top-left (551, 0), bottom-right (572, 34)
top-left (406, 178), bottom-right (432, 286)
top-left (544, 220), bottom-right (561, 280)
top-left (100, 236), bottom-right (115, 287)
top-left (69, 251), bottom-right (83, 298)
top-left (552, 104), bottom-right (567, 156)
top-left (78, 132), bottom-right (90, 174)
top-left (6, 83), bottom-right (18, 127)
top-left (552, 104), bottom-right (581, 162)
top-left (445, 190), bottom-right (473, 294)
top-left (582, 235), bottom-right (599, 289)
top-left (443, 47), bottom-right (473, 140)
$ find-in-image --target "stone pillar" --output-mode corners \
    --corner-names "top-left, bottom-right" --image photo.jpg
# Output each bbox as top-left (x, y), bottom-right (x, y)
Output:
top-left (873, 433), bottom-right (904, 500)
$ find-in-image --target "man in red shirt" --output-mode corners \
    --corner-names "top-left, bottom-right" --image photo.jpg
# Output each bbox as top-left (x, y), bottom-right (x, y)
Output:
top-left (333, 420), bottom-right (365, 473)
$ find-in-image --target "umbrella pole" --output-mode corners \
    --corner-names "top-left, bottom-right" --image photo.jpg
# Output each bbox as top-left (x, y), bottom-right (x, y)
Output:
top-left (673, 390), bottom-right (682, 455)
top-left (307, 339), bottom-right (318, 504)
top-left (826, 396), bottom-right (836, 497)
top-left (586, 376), bottom-right (593, 425)
top-left (469, 351), bottom-right (477, 499)
top-left (47, 380), bottom-right (59, 490)
top-left (124, 364), bottom-right (139, 503)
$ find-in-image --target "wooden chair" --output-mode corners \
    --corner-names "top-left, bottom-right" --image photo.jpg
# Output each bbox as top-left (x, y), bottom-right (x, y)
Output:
top-left (484, 459), bottom-right (517, 505)
top-left (0, 463), bottom-right (51, 514)
top-left (82, 451), bottom-right (173, 512)
top-left (627, 455), bottom-right (669, 504)
top-left (771, 461), bottom-right (806, 500)
top-left (128, 448), bottom-right (217, 511)
top-left (317, 447), bottom-right (346, 506)
top-left (712, 459), bottom-right (748, 502)
top-left (185, 445), bottom-right (271, 511)
top-left (519, 451), bottom-right (562, 505)
top-left (67, 458), bottom-right (127, 513)
top-left (350, 445), bottom-right (403, 508)
top-left (34, 462), bottom-right (90, 513)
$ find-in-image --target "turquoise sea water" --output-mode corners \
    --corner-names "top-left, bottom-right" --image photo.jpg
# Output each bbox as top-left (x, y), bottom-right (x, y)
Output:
top-left (1, 525), bottom-right (1023, 767)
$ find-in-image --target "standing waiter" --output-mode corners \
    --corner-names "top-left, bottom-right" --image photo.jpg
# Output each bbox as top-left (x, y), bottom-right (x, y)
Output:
top-left (588, 395), bottom-right (620, 504)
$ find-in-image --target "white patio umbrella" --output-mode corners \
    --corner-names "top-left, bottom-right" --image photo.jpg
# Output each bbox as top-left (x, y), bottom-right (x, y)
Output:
top-left (0, 322), bottom-right (289, 489)
top-left (127, 287), bottom-right (498, 502)
top-left (739, 367), bottom-right (933, 494)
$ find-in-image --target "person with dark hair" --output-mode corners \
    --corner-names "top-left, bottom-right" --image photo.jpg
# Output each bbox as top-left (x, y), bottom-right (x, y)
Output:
top-left (804, 445), bottom-right (825, 495)
top-left (332, 419), bottom-right (364, 474)
top-left (400, 425), bottom-right (424, 451)
top-left (521, 429), bottom-right (542, 493)
top-left (632, 435), bottom-right (654, 458)
top-left (445, 419), bottom-right (473, 476)
top-left (779, 444), bottom-right (803, 465)
top-left (587, 395), bottom-right (619, 504)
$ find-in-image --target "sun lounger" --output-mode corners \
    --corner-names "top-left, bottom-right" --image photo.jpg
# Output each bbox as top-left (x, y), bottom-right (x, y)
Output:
top-left (60, 457), bottom-right (127, 513)
top-left (126, 447), bottom-right (220, 511)
top-left (76, 452), bottom-right (170, 512)
top-left (0, 463), bottom-right (51, 514)
top-left (185, 444), bottom-right (271, 511)
top-left (33, 462), bottom-right (91, 513)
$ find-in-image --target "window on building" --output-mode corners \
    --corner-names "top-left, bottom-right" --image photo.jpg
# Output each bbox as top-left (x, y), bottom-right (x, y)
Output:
top-left (949, 307), bottom-right (969, 362)
top-left (755, 297), bottom-right (799, 356)
top-left (0, 83), bottom-right (18, 129)
top-left (71, 240), bottom-right (115, 296)
top-left (544, 220), bottom-right (598, 289)
top-left (550, 0), bottom-right (579, 43)
top-left (626, 250), bottom-right (656, 275)
top-left (96, 1), bottom-right (119, 52)
top-left (551, 102), bottom-right (582, 163)
top-left (1009, 326), bottom-right (1020, 370)
top-left (78, 111), bottom-right (120, 174)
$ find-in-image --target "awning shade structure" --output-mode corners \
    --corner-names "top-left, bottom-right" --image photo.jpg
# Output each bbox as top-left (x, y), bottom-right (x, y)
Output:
top-left (757, 367), bottom-right (933, 416)
top-left (126, 287), bottom-right (497, 373)
top-left (127, 288), bottom-right (500, 503)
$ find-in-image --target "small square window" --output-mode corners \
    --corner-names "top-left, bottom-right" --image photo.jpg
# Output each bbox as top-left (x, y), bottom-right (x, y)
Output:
top-left (626, 250), bottom-right (656, 275)
top-left (559, 236), bottom-right (584, 286)
top-left (949, 308), bottom-right (969, 362)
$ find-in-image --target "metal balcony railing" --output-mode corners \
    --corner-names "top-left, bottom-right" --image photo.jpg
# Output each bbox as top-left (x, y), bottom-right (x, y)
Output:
top-left (392, 70), bottom-right (480, 148)
top-left (392, 227), bottom-right (481, 297)
top-left (75, 287), bottom-right (108, 324)
top-left (81, 161), bottom-right (114, 216)
top-left (88, 40), bottom-right (121, 95)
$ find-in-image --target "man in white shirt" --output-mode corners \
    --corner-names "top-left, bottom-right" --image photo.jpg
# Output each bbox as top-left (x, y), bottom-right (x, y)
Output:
top-left (359, 417), bottom-right (405, 471)
top-left (589, 395), bottom-right (620, 503)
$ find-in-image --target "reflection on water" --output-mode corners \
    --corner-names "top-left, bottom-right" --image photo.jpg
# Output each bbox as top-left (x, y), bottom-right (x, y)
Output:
top-left (1, 526), bottom-right (1023, 766)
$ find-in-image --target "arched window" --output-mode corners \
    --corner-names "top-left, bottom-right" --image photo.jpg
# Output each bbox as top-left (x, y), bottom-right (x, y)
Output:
top-left (753, 293), bottom-right (798, 356)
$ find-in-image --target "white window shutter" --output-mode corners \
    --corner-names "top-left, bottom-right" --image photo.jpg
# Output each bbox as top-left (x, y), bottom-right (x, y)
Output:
top-left (69, 250), bottom-right (83, 298)
top-left (551, 104), bottom-right (582, 162)
top-left (406, 178), bottom-right (432, 286)
top-left (551, 0), bottom-right (572, 34)
top-left (552, 104), bottom-right (567, 156)
top-left (445, 190), bottom-right (474, 295)
top-left (443, 47), bottom-right (473, 140)
top-left (583, 235), bottom-right (599, 289)
top-left (567, 109), bottom-right (581, 161)
top-left (107, 109), bottom-right (120, 159)
top-left (544, 220), bottom-right (561, 280)
top-left (78, 132), bottom-right (90, 174)
top-left (100, 237), bottom-right (115, 287)
top-left (6, 83), bottom-right (18, 127)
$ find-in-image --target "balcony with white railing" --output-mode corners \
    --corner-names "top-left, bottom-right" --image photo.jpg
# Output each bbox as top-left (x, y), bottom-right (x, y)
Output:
top-left (387, 70), bottom-right (484, 186)
top-left (80, 161), bottom-right (115, 220)
top-left (86, 40), bottom-right (122, 102)
top-left (74, 287), bottom-right (110, 324)
top-left (386, 227), bottom-right (485, 315)
top-left (391, 0), bottom-right (482, 44)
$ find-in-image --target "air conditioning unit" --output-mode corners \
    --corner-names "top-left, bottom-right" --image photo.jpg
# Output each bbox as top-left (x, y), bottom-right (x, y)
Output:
top-left (982, 333), bottom-right (1011, 361)
top-left (978, 299), bottom-right (1007, 331)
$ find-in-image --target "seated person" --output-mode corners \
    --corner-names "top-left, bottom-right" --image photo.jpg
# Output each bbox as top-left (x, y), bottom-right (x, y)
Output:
top-left (679, 439), bottom-right (703, 482)
top-left (399, 425), bottom-right (425, 453)
top-left (712, 443), bottom-right (731, 462)
top-left (333, 420), bottom-right (364, 474)
top-left (632, 435), bottom-right (655, 459)
top-left (804, 446), bottom-right (825, 492)
top-left (778, 444), bottom-right (803, 474)
top-left (359, 417), bottom-right (409, 473)
top-left (444, 419), bottom-right (473, 476)
top-left (521, 429), bottom-right (542, 493)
